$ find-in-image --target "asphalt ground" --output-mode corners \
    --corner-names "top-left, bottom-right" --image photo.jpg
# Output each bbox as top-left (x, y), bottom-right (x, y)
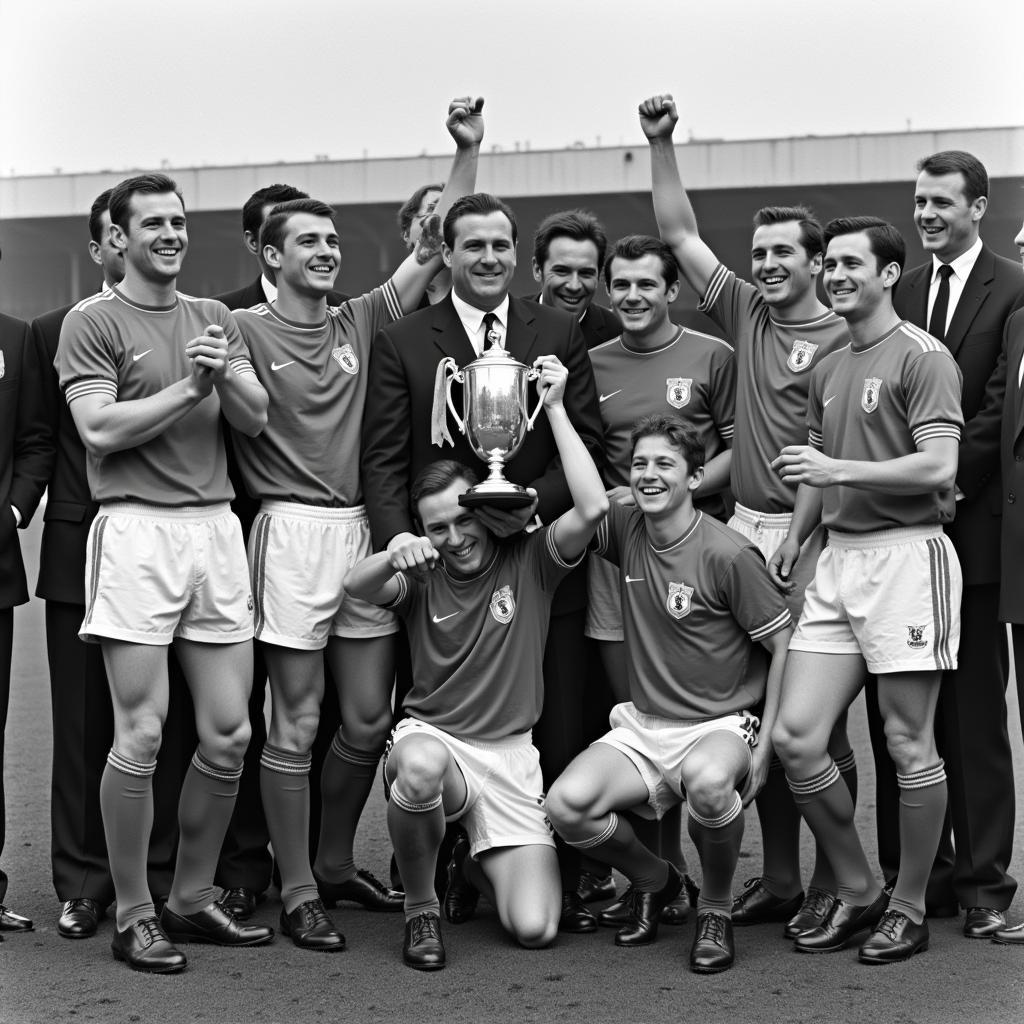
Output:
top-left (2, 514), bottom-right (1023, 1024)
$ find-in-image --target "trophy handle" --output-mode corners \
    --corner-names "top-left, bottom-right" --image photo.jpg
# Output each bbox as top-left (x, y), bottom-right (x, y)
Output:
top-left (524, 367), bottom-right (545, 431)
top-left (443, 358), bottom-right (467, 435)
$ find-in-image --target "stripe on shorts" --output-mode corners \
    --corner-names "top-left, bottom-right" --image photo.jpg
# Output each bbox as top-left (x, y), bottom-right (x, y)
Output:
top-left (926, 537), bottom-right (954, 671)
top-left (84, 515), bottom-right (109, 627)
top-left (251, 513), bottom-right (272, 639)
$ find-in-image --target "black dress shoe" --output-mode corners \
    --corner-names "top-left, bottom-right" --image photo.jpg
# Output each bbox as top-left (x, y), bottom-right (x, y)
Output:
top-left (559, 891), bottom-right (598, 933)
top-left (991, 921), bottom-right (1024, 945)
top-left (859, 910), bottom-right (929, 964)
top-left (784, 887), bottom-right (836, 939)
top-left (599, 873), bottom-right (699, 928)
top-left (615, 864), bottom-right (683, 947)
top-left (577, 869), bottom-right (616, 904)
top-left (216, 887), bottom-right (263, 921)
top-left (731, 877), bottom-right (805, 925)
top-left (963, 906), bottom-right (1005, 939)
top-left (58, 898), bottom-right (104, 939)
top-left (794, 890), bottom-right (888, 953)
top-left (690, 912), bottom-right (735, 973)
top-left (443, 834), bottom-right (480, 925)
top-left (660, 893), bottom-right (691, 926)
top-left (111, 917), bottom-right (187, 973)
top-left (316, 869), bottom-right (403, 912)
top-left (280, 899), bottom-right (345, 952)
top-left (404, 912), bottom-right (445, 971)
top-left (160, 903), bottom-right (274, 946)
top-left (598, 886), bottom-right (635, 927)
top-left (0, 904), bottom-right (33, 932)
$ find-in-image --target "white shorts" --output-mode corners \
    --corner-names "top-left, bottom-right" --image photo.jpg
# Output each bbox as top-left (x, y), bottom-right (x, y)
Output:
top-left (789, 526), bottom-right (961, 674)
top-left (727, 503), bottom-right (826, 622)
top-left (248, 501), bottom-right (397, 650)
top-left (388, 718), bottom-right (555, 858)
top-left (595, 702), bottom-right (759, 820)
top-left (82, 503), bottom-right (253, 645)
top-left (585, 554), bottom-right (622, 641)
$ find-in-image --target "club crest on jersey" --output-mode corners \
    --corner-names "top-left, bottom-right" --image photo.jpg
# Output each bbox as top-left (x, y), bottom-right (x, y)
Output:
top-left (332, 344), bottom-right (359, 375)
top-left (906, 624), bottom-right (927, 649)
top-left (861, 377), bottom-right (883, 413)
top-left (666, 378), bottom-right (691, 409)
top-left (787, 339), bottom-right (818, 372)
top-left (490, 585), bottom-right (516, 624)
top-left (666, 581), bottom-right (693, 620)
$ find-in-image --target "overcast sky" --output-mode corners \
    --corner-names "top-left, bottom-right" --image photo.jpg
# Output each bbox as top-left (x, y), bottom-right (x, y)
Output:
top-left (2, 0), bottom-right (1021, 177)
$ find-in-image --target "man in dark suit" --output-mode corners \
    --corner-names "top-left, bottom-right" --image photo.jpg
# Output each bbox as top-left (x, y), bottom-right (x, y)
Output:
top-left (362, 192), bottom-right (605, 932)
top-left (1, 269), bottom-right (54, 936)
top-left (33, 190), bottom-right (191, 939)
top-left (866, 151), bottom-right (1024, 938)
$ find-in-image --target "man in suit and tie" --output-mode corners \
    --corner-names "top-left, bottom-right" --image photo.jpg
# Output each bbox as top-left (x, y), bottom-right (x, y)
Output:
top-left (866, 150), bottom-right (1024, 938)
top-left (362, 192), bottom-right (605, 932)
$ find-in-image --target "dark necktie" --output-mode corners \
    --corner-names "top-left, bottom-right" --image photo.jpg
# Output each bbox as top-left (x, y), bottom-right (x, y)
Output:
top-left (928, 263), bottom-right (954, 342)
top-left (481, 311), bottom-right (503, 350)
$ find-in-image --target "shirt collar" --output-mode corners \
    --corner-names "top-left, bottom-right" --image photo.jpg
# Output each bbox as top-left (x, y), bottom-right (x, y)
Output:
top-left (451, 291), bottom-right (510, 335)
top-left (931, 236), bottom-right (983, 284)
top-left (260, 273), bottom-right (278, 304)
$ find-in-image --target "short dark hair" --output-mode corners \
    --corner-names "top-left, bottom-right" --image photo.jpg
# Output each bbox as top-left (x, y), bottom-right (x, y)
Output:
top-left (752, 205), bottom-right (824, 258)
top-left (630, 414), bottom-right (705, 474)
top-left (443, 193), bottom-right (518, 249)
top-left (823, 216), bottom-right (906, 273)
top-left (917, 150), bottom-right (989, 204)
top-left (108, 173), bottom-right (184, 231)
top-left (259, 198), bottom-right (336, 255)
top-left (243, 184), bottom-right (309, 238)
top-left (533, 209), bottom-right (608, 269)
top-left (411, 459), bottom-right (481, 511)
top-left (88, 188), bottom-right (114, 243)
top-left (604, 235), bottom-right (679, 289)
top-left (398, 183), bottom-right (445, 237)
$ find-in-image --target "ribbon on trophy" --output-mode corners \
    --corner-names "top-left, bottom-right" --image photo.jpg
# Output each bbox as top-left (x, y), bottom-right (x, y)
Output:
top-left (431, 357), bottom-right (458, 448)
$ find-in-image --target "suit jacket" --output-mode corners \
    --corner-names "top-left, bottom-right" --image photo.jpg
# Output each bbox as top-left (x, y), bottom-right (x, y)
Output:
top-left (524, 295), bottom-right (622, 351)
top-left (213, 276), bottom-right (347, 312)
top-left (894, 245), bottom-right (1024, 585)
top-left (1, 311), bottom-right (53, 608)
top-left (361, 293), bottom-right (604, 613)
top-left (1000, 308), bottom-right (1024, 621)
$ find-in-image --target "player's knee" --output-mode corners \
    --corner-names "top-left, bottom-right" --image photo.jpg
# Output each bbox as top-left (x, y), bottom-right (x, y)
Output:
top-left (511, 906), bottom-right (559, 949)
top-left (683, 761), bottom-right (736, 818)
top-left (394, 744), bottom-right (447, 803)
top-left (770, 719), bottom-right (806, 767)
top-left (207, 718), bottom-right (251, 767)
top-left (544, 776), bottom-right (592, 834)
top-left (883, 720), bottom-right (934, 774)
top-left (272, 705), bottom-right (320, 753)
top-left (119, 713), bottom-right (164, 763)
top-left (344, 708), bottom-right (392, 751)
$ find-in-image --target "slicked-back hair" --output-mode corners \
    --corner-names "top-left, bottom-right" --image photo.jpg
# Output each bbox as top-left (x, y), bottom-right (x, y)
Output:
top-left (753, 205), bottom-right (824, 258)
top-left (824, 216), bottom-right (906, 273)
top-left (604, 235), bottom-right (680, 290)
top-left (259, 198), bottom-right (337, 255)
top-left (242, 184), bottom-right (309, 238)
top-left (533, 209), bottom-right (608, 269)
top-left (88, 188), bottom-right (115, 243)
top-left (630, 414), bottom-right (705, 474)
top-left (398, 183), bottom-right (445, 236)
top-left (411, 459), bottom-right (481, 513)
top-left (917, 150), bottom-right (989, 204)
top-left (108, 174), bottom-right (184, 232)
top-left (443, 193), bottom-right (518, 249)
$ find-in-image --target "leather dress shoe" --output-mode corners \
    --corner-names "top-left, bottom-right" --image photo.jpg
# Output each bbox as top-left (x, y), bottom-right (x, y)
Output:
top-left (316, 868), bottom-right (403, 912)
top-left (444, 834), bottom-right (480, 924)
top-left (280, 899), bottom-right (345, 952)
top-left (731, 877), bottom-right (805, 926)
top-left (859, 910), bottom-right (929, 964)
top-left (0, 904), bottom-right (33, 932)
top-left (559, 891), bottom-right (597, 933)
top-left (784, 887), bottom-right (836, 939)
top-left (660, 894), bottom-right (691, 926)
top-left (577, 869), bottom-right (616, 904)
top-left (599, 872), bottom-right (699, 928)
top-left (991, 921), bottom-right (1024, 945)
top-left (690, 912), bottom-right (735, 973)
top-left (404, 912), bottom-right (446, 970)
top-left (216, 887), bottom-right (264, 921)
top-left (58, 898), bottom-right (104, 939)
top-left (794, 890), bottom-right (888, 953)
top-left (615, 863), bottom-right (683, 947)
top-left (111, 917), bottom-right (186, 973)
top-left (160, 903), bottom-right (274, 946)
top-left (963, 906), bottom-right (1005, 939)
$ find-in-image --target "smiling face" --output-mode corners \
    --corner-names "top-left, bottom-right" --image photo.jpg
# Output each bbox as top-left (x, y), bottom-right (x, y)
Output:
top-left (607, 254), bottom-right (679, 339)
top-left (533, 236), bottom-right (601, 316)
top-left (113, 191), bottom-right (188, 284)
top-left (266, 212), bottom-right (340, 298)
top-left (823, 230), bottom-right (898, 324)
top-left (630, 434), bottom-right (702, 519)
top-left (416, 480), bottom-right (496, 578)
top-left (444, 211), bottom-right (517, 310)
top-left (750, 220), bottom-right (821, 309)
top-left (913, 170), bottom-right (985, 263)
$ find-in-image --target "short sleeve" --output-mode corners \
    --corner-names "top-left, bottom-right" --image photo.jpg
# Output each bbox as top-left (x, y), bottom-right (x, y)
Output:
top-left (905, 349), bottom-right (964, 446)
top-left (590, 501), bottom-right (634, 566)
top-left (332, 280), bottom-right (404, 358)
top-left (56, 308), bottom-right (119, 405)
top-left (697, 264), bottom-right (762, 352)
top-left (806, 361), bottom-right (826, 449)
top-left (709, 342), bottom-right (736, 443)
top-left (719, 546), bottom-right (792, 642)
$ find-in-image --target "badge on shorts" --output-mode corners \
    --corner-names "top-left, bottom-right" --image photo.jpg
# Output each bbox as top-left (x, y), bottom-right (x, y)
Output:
top-left (906, 624), bottom-right (927, 649)
top-left (490, 585), bottom-right (516, 624)
top-left (332, 344), bottom-right (359, 374)
top-left (862, 377), bottom-right (882, 413)
top-left (666, 581), bottom-right (693, 619)
top-left (787, 339), bottom-right (818, 372)
top-left (666, 378), bottom-right (691, 409)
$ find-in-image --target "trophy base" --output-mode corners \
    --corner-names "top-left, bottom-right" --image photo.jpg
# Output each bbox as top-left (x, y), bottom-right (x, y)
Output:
top-left (458, 487), bottom-right (535, 510)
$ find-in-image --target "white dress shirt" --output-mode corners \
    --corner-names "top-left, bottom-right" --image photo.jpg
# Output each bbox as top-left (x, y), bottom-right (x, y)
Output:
top-left (925, 236), bottom-right (982, 335)
top-left (451, 292), bottom-right (510, 356)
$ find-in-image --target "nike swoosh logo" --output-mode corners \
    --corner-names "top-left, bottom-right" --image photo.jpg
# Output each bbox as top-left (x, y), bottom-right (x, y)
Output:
top-left (432, 612), bottom-right (459, 623)
top-left (271, 360), bottom-right (296, 371)
top-left (599, 390), bottom-right (622, 402)
top-left (823, 395), bottom-right (837, 407)
top-left (133, 349), bottom-right (153, 362)
top-left (625, 575), bottom-right (645, 583)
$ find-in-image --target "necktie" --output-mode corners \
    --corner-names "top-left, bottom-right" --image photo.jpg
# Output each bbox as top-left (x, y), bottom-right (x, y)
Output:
top-left (481, 312), bottom-right (503, 350)
top-left (928, 263), bottom-right (953, 343)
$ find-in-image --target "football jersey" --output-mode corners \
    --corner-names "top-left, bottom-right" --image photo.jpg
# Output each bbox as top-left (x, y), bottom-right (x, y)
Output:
top-left (386, 527), bottom-right (580, 741)
top-left (807, 320), bottom-right (963, 533)
top-left (593, 503), bottom-right (790, 721)
top-left (699, 264), bottom-right (849, 513)
top-left (232, 283), bottom-right (402, 506)
top-left (56, 287), bottom-right (256, 506)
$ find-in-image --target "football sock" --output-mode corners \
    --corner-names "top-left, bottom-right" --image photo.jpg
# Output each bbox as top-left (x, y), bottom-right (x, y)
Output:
top-left (389, 782), bottom-right (444, 922)
top-left (808, 749), bottom-right (858, 894)
top-left (754, 757), bottom-right (803, 899)
top-left (101, 749), bottom-right (157, 930)
top-left (565, 812), bottom-right (669, 893)
top-left (688, 793), bottom-right (744, 915)
top-left (888, 762), bottom-right (947, 924)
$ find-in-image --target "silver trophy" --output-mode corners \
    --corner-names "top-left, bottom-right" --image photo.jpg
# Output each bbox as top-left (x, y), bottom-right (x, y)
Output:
top-left (437, 345), bottom-right (544, 508)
